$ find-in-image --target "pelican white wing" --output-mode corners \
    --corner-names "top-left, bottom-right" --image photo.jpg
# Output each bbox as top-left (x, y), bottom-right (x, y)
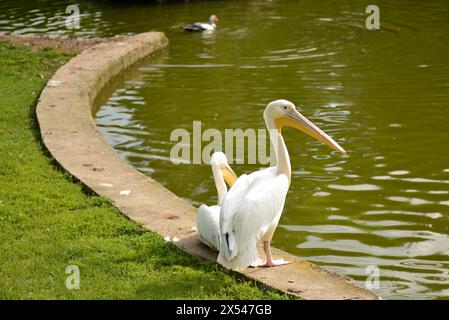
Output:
top-left (218, 170), bottom-right (289, 270)
top-left (197, 204), bottom-right (221, 251)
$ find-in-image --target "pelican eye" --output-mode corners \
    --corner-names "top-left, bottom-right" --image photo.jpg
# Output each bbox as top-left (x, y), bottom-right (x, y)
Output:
top-left (283, 106), bottom-right (288, 110)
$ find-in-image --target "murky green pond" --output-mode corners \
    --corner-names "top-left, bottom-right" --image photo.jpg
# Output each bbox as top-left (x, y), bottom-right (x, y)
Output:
top-left (2, 0), bottom-right (449, 299)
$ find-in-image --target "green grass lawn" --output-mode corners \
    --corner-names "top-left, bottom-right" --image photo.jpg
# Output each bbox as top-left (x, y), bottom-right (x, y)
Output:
top-left (0, 41), bottom-right (286, 299)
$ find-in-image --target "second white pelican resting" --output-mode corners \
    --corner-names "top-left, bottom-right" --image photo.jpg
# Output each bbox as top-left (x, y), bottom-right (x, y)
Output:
top-left (197, 152), bottom-right (237, 251)
top-left (217, 99), bottom-right (346, 271)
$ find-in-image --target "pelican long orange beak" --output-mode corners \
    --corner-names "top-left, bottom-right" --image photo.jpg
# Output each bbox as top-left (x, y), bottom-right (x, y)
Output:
top-left (221, 164), bottom-right (237, 187)
top-left (275, 109), bottom-right (347, 155)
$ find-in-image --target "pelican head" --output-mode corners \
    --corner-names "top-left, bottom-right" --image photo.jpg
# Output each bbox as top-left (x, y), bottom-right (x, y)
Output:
top-left (210, 152), bottom-right (236, 188)
top-left (209, 15), bottom-right (220, 25)
top-left (210, 152), bottom-right (236, 206)
top-left (264, 99), bottom-right (347, 155)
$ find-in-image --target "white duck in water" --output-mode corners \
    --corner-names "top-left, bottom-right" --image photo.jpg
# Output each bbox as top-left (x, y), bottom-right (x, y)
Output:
top-left (184, 15), bottom-right (219, 32)
top-left (217, 100), bottom-right (347, 271)
top-left (197, 152), bottom-right (237, 251)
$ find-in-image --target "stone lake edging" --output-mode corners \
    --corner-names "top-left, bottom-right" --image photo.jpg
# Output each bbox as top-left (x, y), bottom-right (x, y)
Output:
top-left (36, 32), bottom-right (378, 300)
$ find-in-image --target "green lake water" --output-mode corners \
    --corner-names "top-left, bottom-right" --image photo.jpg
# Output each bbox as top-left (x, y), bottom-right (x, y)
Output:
top-left (2, 0), bottom-right (449, 299)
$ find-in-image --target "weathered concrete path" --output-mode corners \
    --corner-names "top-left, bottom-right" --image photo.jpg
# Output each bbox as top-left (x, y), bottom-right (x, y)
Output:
top-left (36, 32), bottom-right (378, 300)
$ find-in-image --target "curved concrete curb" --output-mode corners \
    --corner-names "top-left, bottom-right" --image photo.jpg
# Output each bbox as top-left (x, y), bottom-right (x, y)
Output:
top-left (36, 32), bottom-right (378, 300)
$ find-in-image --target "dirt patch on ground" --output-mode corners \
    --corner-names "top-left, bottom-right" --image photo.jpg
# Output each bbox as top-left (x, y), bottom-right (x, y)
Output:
top-left (0, 33), bottom-right (128, 53)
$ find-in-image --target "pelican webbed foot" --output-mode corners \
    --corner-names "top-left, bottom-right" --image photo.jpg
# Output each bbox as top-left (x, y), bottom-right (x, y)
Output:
top-left (251, 258), bottom-right (290, 268)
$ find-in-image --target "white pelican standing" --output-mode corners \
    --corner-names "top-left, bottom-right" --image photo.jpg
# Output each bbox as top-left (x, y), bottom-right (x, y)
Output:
top-left (217, 99), bottom-right (346, 271)
top-left (183, 15), bottom-right (219, 32)
top-left (197, 152), bottom-right (237, 251)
